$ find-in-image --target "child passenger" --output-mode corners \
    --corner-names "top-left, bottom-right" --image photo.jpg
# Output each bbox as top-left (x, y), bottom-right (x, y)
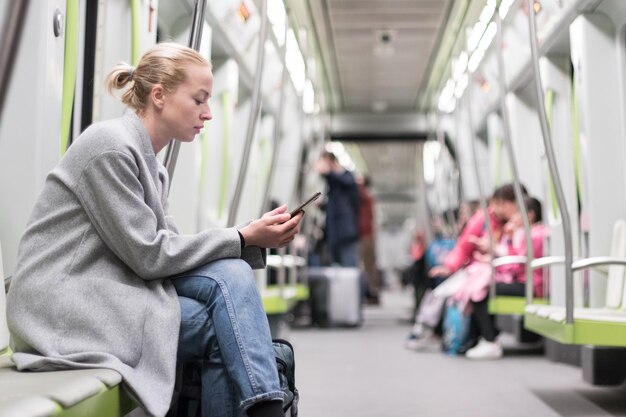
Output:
top-left (7, 43), bottom-right (302, 417)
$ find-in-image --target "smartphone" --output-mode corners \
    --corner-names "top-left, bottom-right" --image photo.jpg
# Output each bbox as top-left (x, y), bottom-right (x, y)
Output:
top-left (289, 192), bottom-right (322, 217)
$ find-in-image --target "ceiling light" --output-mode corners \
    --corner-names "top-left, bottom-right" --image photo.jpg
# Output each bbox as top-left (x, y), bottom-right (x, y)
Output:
top-left (478, 21), bottom-right (497, 51)
top-left (499, 0), bottom-right (515, 19)
top-left (468, 48), bottom-right (485, 72)
top-left (467, 21), bottom-right (487, 52)
top-left (453, 52), bottom-right (469, 79)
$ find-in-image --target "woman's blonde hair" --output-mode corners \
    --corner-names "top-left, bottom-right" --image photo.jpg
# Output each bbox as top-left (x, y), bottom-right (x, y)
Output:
top-left (105, 42), bottom-right (211, 111)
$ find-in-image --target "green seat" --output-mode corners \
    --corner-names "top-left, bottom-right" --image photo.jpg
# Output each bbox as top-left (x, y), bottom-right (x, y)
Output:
top-left (525, 305), bottom-right (626, 346)
top-left (489, 296), bottom-right (548, 315)
top-left (525, 220), bottom-right (626, 347)
top-left (488, 255), bottom-right (548, 315)
top-left (262, 285), bottom-right (300, 314)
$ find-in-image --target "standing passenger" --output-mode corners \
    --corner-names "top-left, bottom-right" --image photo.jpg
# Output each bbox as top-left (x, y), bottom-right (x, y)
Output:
top-left (7, 43), bottom-right (301, 417)
top-left (356, 175), bottom-right (381, 305)
top-left (314, 151), bottom-right (360, 267)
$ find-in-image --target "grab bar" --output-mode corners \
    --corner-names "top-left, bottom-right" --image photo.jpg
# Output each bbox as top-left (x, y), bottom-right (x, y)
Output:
top-left (526, 0), bottom-right (574, 324)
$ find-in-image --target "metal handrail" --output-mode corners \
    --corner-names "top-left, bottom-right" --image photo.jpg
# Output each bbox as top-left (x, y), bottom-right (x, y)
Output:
top-left (571, 257), bottom-right (626, 272)
top-left (492, 255), bottom-right (528, 269)
top-left (496, 255), bottom-right (626, 272)
top-left (163, 0), bottom-right (208, 189)
top-left (464, 84), bottom-right (496, 293)
top-left (228, 0), bottom-right (269, 226)
top-left (436, 127), bottom-right (459, 230)
top-left (0, 0), bottom-right (30, 125)
top-left (530, 256), bottom-right (565, 270)
top-left (526, 0), bottom-right (575, 324)
top-left (261, 19), bottom-right (289, 216)
top-left (495, 11), bottom-right (535, 304)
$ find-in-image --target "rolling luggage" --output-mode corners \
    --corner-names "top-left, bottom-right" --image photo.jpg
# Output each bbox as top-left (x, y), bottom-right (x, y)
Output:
top-left (307, 267), bottom-right (363, 327)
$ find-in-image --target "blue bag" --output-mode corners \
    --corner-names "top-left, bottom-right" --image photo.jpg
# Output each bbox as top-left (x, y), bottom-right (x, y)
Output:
top-left (442, 303), bottom-right (470, 356)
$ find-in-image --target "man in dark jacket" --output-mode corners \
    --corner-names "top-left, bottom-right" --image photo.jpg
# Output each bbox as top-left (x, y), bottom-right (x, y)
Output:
top-left (315, 151), bottom-right (360, 266)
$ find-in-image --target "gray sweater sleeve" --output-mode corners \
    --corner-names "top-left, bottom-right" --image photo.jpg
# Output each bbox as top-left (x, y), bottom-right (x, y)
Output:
top-left (75, 150), bottom-right (261, 279)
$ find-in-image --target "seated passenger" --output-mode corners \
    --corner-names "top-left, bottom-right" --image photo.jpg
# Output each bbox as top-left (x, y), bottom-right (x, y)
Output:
top-left (463, 196), bottom-right (546, 360)
top-left (493, 196), bottom-right (547, 298)
top-left (408, 184), bottom-right (522, 351)
top-left (6, 43), bottom-right (302, 417)
top-left (404, 217), bottom-right (455, 350)
top-left (429, 184), bottom-right (522, 280)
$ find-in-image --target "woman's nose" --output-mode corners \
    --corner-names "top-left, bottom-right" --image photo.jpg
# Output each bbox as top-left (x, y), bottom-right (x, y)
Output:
top-left (201, 107), bottom-right (212, 121)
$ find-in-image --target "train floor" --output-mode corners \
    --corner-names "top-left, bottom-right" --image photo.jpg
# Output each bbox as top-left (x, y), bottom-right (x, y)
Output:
top-left (287, 289), bottom-right (626, 417)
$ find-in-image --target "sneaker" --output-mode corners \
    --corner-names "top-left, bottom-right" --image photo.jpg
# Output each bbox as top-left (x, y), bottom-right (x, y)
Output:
top-left (465, 338), bottom-right (503, 360)
top-left (404, 328), bottom-right (439, 351)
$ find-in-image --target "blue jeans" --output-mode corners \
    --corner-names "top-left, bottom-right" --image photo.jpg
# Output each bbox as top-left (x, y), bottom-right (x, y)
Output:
top-left (329, 240), bottom-right (360, 267)
top-left (173, 259), bottom-right (283, 417)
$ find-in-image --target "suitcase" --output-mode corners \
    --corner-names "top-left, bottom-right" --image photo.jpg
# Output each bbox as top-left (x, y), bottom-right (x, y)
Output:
top-left (307, 267), bottom-right (363, 327)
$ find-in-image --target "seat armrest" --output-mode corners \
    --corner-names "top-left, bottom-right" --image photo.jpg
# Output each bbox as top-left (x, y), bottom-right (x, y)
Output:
top-left (530, 256), bottom-right (566, 270)
top-left (492, 255), bottom-right (527, 268)
top-left (571, 256), bottom-right (626, 272)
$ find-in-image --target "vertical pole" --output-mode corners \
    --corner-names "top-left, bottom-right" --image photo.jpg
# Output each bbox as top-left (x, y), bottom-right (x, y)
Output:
top-left (464, 82), bottom-right (496, 298)
top-left (495, 11), bottom-right (535, 303)
top-left (0, 0), bottom-right (30, 125)
top-left (228, 0), bottom-right (269, 226)
top-left (526, 0), bottom-right (574, 322)
top-left (261, 17), bottom-right (289, 215)
top-left (163, 0), bottom-right (209, 189)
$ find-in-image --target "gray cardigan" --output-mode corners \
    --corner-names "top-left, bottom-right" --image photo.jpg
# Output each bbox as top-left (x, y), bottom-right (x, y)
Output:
top-left (6, 112), bottom-right (265, 417)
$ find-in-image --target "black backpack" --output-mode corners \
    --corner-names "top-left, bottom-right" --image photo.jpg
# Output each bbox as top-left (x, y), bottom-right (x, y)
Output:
top-left (273, 339), bottom-right (299, 416)
top-left (168, 339), bottom-right (299, 416)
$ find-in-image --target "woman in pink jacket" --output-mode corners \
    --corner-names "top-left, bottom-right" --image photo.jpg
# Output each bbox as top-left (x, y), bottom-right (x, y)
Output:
top-left (464, 196), bottom-right (546, 360)
top-left (493, 196), bottom-right (547, 297)
top-left (429, 184), bottom-right (521, 279)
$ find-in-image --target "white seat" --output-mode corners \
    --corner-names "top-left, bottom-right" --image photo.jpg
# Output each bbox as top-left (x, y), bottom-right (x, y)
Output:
top-left (526, 220), bottom-right (626, 325)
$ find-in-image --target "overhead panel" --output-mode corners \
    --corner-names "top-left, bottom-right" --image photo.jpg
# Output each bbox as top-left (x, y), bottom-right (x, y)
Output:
top-left (325, 0), bottom-right (451, 112)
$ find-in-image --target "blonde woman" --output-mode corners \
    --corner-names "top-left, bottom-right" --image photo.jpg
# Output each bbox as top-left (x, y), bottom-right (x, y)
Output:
top-left (7, 43), bottom-right (301, 417)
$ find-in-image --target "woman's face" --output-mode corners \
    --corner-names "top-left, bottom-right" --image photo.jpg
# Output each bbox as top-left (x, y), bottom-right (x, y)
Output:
top-left (161, 64), bottom-right (213, 142)
top-left (492, 198), bottom-right (518, 223)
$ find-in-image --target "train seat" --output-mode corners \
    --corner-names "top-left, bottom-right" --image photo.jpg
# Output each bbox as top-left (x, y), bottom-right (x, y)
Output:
top-left (263, 254), bottom-right (309, 315)
top-left (525, 220), bottom-right (626, 346)
top-left (0, 241), bottom-right (136, 417)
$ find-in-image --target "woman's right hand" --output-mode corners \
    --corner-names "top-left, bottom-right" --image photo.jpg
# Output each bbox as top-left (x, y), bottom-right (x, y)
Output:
top-left (239, 205), bottom-right (304, 248)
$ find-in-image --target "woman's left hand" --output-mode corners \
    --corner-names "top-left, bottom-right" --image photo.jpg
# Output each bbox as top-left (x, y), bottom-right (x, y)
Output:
top-left (240, 205), bottom-right (304, 248)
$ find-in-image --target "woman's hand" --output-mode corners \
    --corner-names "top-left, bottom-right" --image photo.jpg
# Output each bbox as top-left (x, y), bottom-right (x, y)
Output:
top-left (468, 235), bottom-right (490, 254)
top-left (240, 205), bottom-right (304, 248)
top-left (429, 265), bottom-right (452, 278)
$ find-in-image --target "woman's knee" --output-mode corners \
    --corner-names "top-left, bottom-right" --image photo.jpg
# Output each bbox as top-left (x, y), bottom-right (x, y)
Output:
top-left (204, 259), bottom-right (257, 295)
top-left (174, 259), bottom-right (256, 299)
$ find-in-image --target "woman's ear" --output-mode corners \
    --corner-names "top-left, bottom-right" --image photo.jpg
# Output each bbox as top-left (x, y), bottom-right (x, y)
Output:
top-left (150, 84), bottom-right (165, 109)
